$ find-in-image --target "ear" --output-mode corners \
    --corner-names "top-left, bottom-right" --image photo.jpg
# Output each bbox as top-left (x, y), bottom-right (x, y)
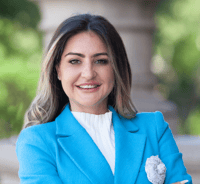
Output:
top-left (56, 65), bottom-right (61, 80)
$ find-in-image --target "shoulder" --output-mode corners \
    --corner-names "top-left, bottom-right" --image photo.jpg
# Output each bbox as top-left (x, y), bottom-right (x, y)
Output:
top-left (16, 122), bottom-right (60, 176)
top-left (136, 111), bottom-right (167, 125)
top-left (135, 111), bottom-right (167, 126)
top-left (19, 121), bottom-right (56, 137)
top-left (122, 111), bottom-right (167, 127)
top-left (16, 121), bottom-right (56, 149)
top-left (121, 111), bottom-right (169, 139)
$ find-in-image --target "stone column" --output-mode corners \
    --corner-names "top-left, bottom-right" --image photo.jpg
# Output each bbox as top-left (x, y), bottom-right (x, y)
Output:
top-left (36, 0), bottom-right (178, 134)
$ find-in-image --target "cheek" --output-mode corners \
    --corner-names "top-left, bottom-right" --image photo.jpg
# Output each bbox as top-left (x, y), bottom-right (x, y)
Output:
top-left (108, 69), bottom-right (115, 84)
top-left (108, 77), bottom-right (115, 87)
top-left (107, 71), bottom-right (115, 91)
top-left (109, 79), bottom-right (115, 93)
top-left (60, 67), bottom-right (80, 81)
top-left (59, 71), bottom-right (74, 91)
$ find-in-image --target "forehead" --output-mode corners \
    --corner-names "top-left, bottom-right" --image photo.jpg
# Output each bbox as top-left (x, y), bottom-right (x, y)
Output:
top-left (63, 31), bottom-right (108, 53)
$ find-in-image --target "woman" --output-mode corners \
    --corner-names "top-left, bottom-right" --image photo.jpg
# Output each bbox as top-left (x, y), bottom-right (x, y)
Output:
top-left (16, 14), bottom-right (192, 184)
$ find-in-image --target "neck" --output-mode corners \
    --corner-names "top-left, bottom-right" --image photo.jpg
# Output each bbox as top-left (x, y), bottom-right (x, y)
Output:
top-left (69, 102), bottom-right (108, 115)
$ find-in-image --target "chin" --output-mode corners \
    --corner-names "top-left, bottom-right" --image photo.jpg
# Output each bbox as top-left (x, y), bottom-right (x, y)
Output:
top-left (69, 96), bottom-right (108, 112)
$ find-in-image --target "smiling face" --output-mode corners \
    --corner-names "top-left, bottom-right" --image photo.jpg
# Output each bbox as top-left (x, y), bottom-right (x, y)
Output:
top-left (56, 31), bottom-right (115, 114)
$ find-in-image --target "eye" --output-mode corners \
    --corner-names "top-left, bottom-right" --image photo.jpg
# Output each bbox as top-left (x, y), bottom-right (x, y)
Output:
top-left (69, 59), bottom-right (81, 64)
top-left (95, 59), bottom-right (108, 64)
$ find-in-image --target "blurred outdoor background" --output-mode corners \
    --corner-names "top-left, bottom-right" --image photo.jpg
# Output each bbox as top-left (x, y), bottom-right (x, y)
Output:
top-left (0, 0), bottom-right (200, 139)
top-left (0, 0), bottom-right (200, 183)
top-left (0, 0), bottom-right (42, 139)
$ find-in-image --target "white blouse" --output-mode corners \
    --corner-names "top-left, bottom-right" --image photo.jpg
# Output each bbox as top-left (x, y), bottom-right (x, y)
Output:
top-left (71, 111), bottom-right (115, 174)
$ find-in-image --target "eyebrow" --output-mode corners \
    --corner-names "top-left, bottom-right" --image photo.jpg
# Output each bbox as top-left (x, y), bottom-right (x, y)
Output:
top-left (64, 52), bottom-right (108, 58)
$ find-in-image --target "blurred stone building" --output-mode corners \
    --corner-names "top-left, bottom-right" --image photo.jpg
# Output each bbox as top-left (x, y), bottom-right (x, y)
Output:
top-left (35, 0), bottom-right (178, 134)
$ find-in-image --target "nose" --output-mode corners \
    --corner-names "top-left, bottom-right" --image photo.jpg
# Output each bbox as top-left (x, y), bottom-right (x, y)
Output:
top-left (81, 62), bottom-right (97, 79)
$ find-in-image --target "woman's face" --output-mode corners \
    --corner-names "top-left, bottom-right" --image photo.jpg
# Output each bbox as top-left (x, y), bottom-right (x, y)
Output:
top-left (56, 31), bottom-right (115, 114)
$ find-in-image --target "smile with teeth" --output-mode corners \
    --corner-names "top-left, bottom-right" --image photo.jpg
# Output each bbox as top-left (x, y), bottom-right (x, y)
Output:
top-left (78, 85), bottom-right (100, 89)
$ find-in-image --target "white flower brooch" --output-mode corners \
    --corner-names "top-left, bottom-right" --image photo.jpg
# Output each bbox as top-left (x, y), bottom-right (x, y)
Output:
top-left (145, 155), bottom-right (166, 184)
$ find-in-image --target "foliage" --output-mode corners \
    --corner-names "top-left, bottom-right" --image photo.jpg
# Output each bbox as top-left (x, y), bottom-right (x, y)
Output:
top-left (0, 0), bottom-right (40, 28)
top-left (187, 107), bottom-right (200, 135)
top-left (153, 0), bottom-right (200, 134)
top-left (0, 55), bottom-right (41, 138)
top-left (0, 0), bottom-right (42, 138)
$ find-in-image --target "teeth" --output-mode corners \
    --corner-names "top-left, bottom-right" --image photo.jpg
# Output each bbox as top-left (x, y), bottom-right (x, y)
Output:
top-left (79, 85), bottom-right (98, 89)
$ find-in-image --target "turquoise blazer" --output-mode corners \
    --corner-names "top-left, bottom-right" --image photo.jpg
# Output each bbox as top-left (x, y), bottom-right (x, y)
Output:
top-left (16, 104), bottom-right (192, 184)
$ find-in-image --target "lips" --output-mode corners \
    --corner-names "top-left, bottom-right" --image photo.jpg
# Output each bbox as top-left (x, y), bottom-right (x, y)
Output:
top-left (76, 83), bottom-right (101, 89)
top-left (78, 85), bottom-right (100, 89)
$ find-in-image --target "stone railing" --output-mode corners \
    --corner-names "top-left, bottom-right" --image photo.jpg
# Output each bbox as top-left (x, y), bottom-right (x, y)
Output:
top-left (0, 136), bottom-right (19, 184)
top-left (174, 135), bottom-right (200, 184)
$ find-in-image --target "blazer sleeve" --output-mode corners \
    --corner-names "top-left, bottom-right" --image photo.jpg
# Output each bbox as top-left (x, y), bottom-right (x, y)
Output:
top-left (16, 126), bottom-right (63, 184)
top-left (155, 111), bottom-right (192, 184)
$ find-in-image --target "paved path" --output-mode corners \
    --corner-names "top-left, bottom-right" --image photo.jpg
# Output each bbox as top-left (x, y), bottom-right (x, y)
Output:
top-left (0, 135), bottom-right (199, 184)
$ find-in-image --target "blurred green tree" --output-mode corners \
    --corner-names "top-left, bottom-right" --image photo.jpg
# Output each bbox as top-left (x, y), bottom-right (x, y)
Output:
top-left (154, 0), bottom-right (200, 134)
top-left (0, 0), bottom-right (42, 138)
top-left (0, 0), bottom-right (40, 28)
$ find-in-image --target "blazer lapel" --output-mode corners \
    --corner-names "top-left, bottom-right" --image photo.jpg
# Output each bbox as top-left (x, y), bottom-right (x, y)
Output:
top-left (109, 107), bottom-right (146, 184)
top-left (56, 104), bottom-right (114, 184)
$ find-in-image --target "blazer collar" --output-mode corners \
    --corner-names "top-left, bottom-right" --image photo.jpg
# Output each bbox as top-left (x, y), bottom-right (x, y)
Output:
top-left (108, 106), bottom-right (139, 133)
top-left (56, 104), bottom-right (139, 135)
top-left (111, 107), bottom-right (146, 184)
top-left (56, 104), bottom-right (114, 184)
top-left (56, 104), bottom-right (146, 184)
top-left (56, 104), bottom-right (80, 136)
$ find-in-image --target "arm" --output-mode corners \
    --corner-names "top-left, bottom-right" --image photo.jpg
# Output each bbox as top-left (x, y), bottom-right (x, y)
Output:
top-left (155, 111), bottom-right (192, 184)
top-left (16, 126), bottom-right (63, 184)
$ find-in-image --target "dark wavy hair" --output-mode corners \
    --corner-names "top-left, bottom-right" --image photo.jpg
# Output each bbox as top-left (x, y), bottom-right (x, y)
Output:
top-left (24, 14), bottom-right (137, 127)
